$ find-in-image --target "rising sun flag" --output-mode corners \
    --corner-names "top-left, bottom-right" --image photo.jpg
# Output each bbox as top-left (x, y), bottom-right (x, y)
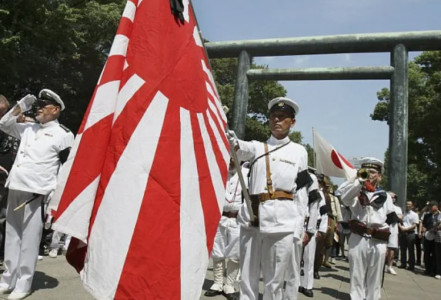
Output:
top-left (49, 0), bottom-right (229, 299)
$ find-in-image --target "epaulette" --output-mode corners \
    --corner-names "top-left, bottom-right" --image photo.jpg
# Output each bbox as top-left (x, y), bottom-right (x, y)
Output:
top-left (59, 124), bottom-right (71, 133)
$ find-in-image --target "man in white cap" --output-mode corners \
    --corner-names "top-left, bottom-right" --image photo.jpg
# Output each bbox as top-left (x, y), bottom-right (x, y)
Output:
top-left (336, 157), bottom-right (399, 300)
top-left (228, 97), bottom-right (311, 300)
top-left (0, 89), bottom-right (74, 300)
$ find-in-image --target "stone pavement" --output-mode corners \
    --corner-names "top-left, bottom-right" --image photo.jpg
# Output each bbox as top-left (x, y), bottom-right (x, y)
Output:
top-left (200, 257), bottom-right (441, 300)
top-left (0, 254), bottom-right (439, 299)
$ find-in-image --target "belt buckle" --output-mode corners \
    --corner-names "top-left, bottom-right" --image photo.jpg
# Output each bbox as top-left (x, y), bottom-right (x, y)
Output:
top-left (366, 228), bottom-right (374, 235)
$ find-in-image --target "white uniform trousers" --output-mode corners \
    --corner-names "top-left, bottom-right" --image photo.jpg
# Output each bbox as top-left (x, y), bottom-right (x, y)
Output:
top-left (210, 217), bottom-right (240, 294)
top-left (0, 190), bottom-right (44, 293)
top-left (348, 233), bottom-right (387, 300)
top-left (300, 234), bottom-right (317, 290)
top-left (283, 236), bottom-right (303, 300)
top-left (240, 226), bottom-right (294, 300)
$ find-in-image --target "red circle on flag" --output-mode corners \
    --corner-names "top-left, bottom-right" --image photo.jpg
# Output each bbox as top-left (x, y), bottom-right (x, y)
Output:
top-left (331, 150), bottom-right (343, 169)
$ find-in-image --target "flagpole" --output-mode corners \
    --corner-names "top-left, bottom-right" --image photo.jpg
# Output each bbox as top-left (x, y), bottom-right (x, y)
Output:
top-left (191, 3), bottom-right (256, 223)
top-left (312, 127), bottom-right (316, 169)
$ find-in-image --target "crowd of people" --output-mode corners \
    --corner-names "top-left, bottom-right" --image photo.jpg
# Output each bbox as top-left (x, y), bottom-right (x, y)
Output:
top-left (0, 92), bottom-right (439, 300)
top-left (203, 96), bottom-right (441, 300)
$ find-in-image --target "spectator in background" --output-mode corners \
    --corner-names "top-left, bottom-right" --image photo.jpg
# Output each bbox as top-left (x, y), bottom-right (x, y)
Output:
top-left (413, 205), bottom-right (423, 266)
top-left (431, 202), bottom-right (441, 279)
top-left (398, 201), bottom-right (419, 271)
top-left (420, 201), bottom-right (439, 276)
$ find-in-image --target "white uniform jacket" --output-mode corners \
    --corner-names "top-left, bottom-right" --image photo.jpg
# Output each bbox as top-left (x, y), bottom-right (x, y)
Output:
top-left (0, 109), bottom-right (74, 195)
top-left (223, 166), bottom-right (248, 213)
top-left (336, 179), bottom-right (395, 230)
top-left (236, 135), bottom-right (308, 237)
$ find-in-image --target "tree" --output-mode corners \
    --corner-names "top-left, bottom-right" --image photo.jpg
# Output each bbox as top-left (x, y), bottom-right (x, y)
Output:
top-left (210, 57), bottom-right (288, 141)
top-left (0, 0), bottom-right (125, 132)
top-left (371, 51), bottom-right (441, 208)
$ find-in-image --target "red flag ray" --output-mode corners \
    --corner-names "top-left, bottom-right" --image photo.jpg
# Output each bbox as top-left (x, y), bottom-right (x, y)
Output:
top-left (83, 91), bottom-right (169, 299)
top-left (52, 1), bottom-right (228, 299)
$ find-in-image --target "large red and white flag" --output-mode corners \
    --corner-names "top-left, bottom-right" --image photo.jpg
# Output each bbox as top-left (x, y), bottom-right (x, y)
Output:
top-left (50, 0), bottom-right (229, 299)
top-left (313, 129), bottom-right (356, 179)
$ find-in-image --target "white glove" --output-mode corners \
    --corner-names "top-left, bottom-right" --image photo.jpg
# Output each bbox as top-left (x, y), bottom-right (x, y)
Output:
top-left (17, 94), bottom-right (37, 112)
top-left (226, 130), bottom-right (239, 147)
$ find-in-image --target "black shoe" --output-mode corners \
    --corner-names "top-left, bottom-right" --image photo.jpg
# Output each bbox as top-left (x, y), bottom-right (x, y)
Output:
top-left (313, 271), bottom-right (320, 279)
top-left (398, 265), bottom-right (406, 269)
top-left (298, 286), bottom-right (304, 293)
top-left (224, 292), bottom-right (239, 300)
top-left (407, 266), bottom-right (415, 271)
top-left (303, 289), bottom-right (314, 297)
top-left (204, 289), bottom-right (222, 297)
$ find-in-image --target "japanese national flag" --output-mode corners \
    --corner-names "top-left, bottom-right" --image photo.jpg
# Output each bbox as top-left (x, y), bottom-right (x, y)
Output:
top-left (313, 130), bottom-right (356, 179)
top-left (49, 0), bottom-right (229, 299)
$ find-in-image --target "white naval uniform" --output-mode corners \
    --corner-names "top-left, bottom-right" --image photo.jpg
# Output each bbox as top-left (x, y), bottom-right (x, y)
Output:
top-left (236, 135), bottom-right (308, 300)
top-left (0, 109), bottom-right (74, 294)
top-left (285, 173), bottom-right (323, 300)
top-left (210, 166), bottom-right (248, 294)
top-left (337, 180), bottom-right (395, 300)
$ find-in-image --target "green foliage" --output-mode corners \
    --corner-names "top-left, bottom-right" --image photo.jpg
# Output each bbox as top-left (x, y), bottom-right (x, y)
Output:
top-left (0, 0), bottom-right (125, 132)
top-left (371, 51), bottom-right (441, 208)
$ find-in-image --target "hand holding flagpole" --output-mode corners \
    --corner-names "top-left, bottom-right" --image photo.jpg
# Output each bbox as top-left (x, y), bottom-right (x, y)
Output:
top-left (223, 106), bottom-right (256, 224)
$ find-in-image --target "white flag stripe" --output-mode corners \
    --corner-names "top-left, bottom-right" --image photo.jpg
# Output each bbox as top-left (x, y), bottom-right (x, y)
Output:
top-left (179, 108), bottom-right (209, 300)
top-left (205, 84), bottom-right (226, 125)
top-left (84, 81), bottom-right (121, 131)
top-left (52, 175), bottom-right (100, 243)
top-left (206, 109), bottom-right (229, 167)
top-left (109, 34), bottom-right (130, 57)
top-left (197, 113), bottom-right (225, 213)
top-left (122, 0), bottom-right (136, 22)
top-left (83, 91), bottom-right (169, 299)
top-left (207, 97), bottom-right (226, 133)
top-left (182, 0), bottom-right (190, 23)
top-left (113, 73), bottom-right (145, 123)
top-left (201, 60), bottom-right (220, 99)
top-left (193, 26), bottom-right (203, 47)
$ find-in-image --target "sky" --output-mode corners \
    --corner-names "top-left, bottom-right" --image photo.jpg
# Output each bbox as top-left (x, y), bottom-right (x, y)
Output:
top-left (192, 0), bottom-right (441, 169)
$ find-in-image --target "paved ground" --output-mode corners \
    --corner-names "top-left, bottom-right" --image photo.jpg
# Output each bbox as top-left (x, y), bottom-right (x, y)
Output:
top-left (0, 254), bottom-right (439, 299)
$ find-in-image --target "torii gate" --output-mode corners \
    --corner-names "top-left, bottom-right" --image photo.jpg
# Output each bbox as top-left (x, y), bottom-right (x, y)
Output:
top-left (205, 30), bottom-right (441, 208)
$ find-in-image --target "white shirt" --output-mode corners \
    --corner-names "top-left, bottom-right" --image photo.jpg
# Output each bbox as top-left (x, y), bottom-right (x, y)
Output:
top-left (223, 166), bottom-right (248, 212)
top-left (337, 179), bottom-right (395, 230)
top-left (0, 109), bottom-right (74, 195)
top-left (402, 210), bottom-right (419, 233)
top-left (236, 135), bottom-right (308, 236)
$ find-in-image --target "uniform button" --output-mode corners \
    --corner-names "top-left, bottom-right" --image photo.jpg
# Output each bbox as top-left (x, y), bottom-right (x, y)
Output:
top-left (272, 158), bottom-right (275, 161)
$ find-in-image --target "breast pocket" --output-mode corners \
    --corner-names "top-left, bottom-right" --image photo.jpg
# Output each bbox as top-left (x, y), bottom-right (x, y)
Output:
top-left (270, 155), bottom-right (298, 191)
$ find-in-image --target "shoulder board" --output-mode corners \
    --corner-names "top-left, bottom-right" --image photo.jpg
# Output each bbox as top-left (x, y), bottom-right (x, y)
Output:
top-left (59, 124), bottom-right (71, 133)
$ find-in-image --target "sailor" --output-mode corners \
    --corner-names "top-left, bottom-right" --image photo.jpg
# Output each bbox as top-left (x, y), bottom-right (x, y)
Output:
top-left (228, 96), bottom-right (311, 300)
top-left (0, 89), bottom-right (74, 300)
top-left (336, 157), bottom-right (398, 300)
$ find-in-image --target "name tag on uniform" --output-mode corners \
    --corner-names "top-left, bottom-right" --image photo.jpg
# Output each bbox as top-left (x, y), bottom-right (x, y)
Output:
top-left (279, 158), bottom-right (295, 166)
top-left (44, 133), bottom-right (54, 137)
